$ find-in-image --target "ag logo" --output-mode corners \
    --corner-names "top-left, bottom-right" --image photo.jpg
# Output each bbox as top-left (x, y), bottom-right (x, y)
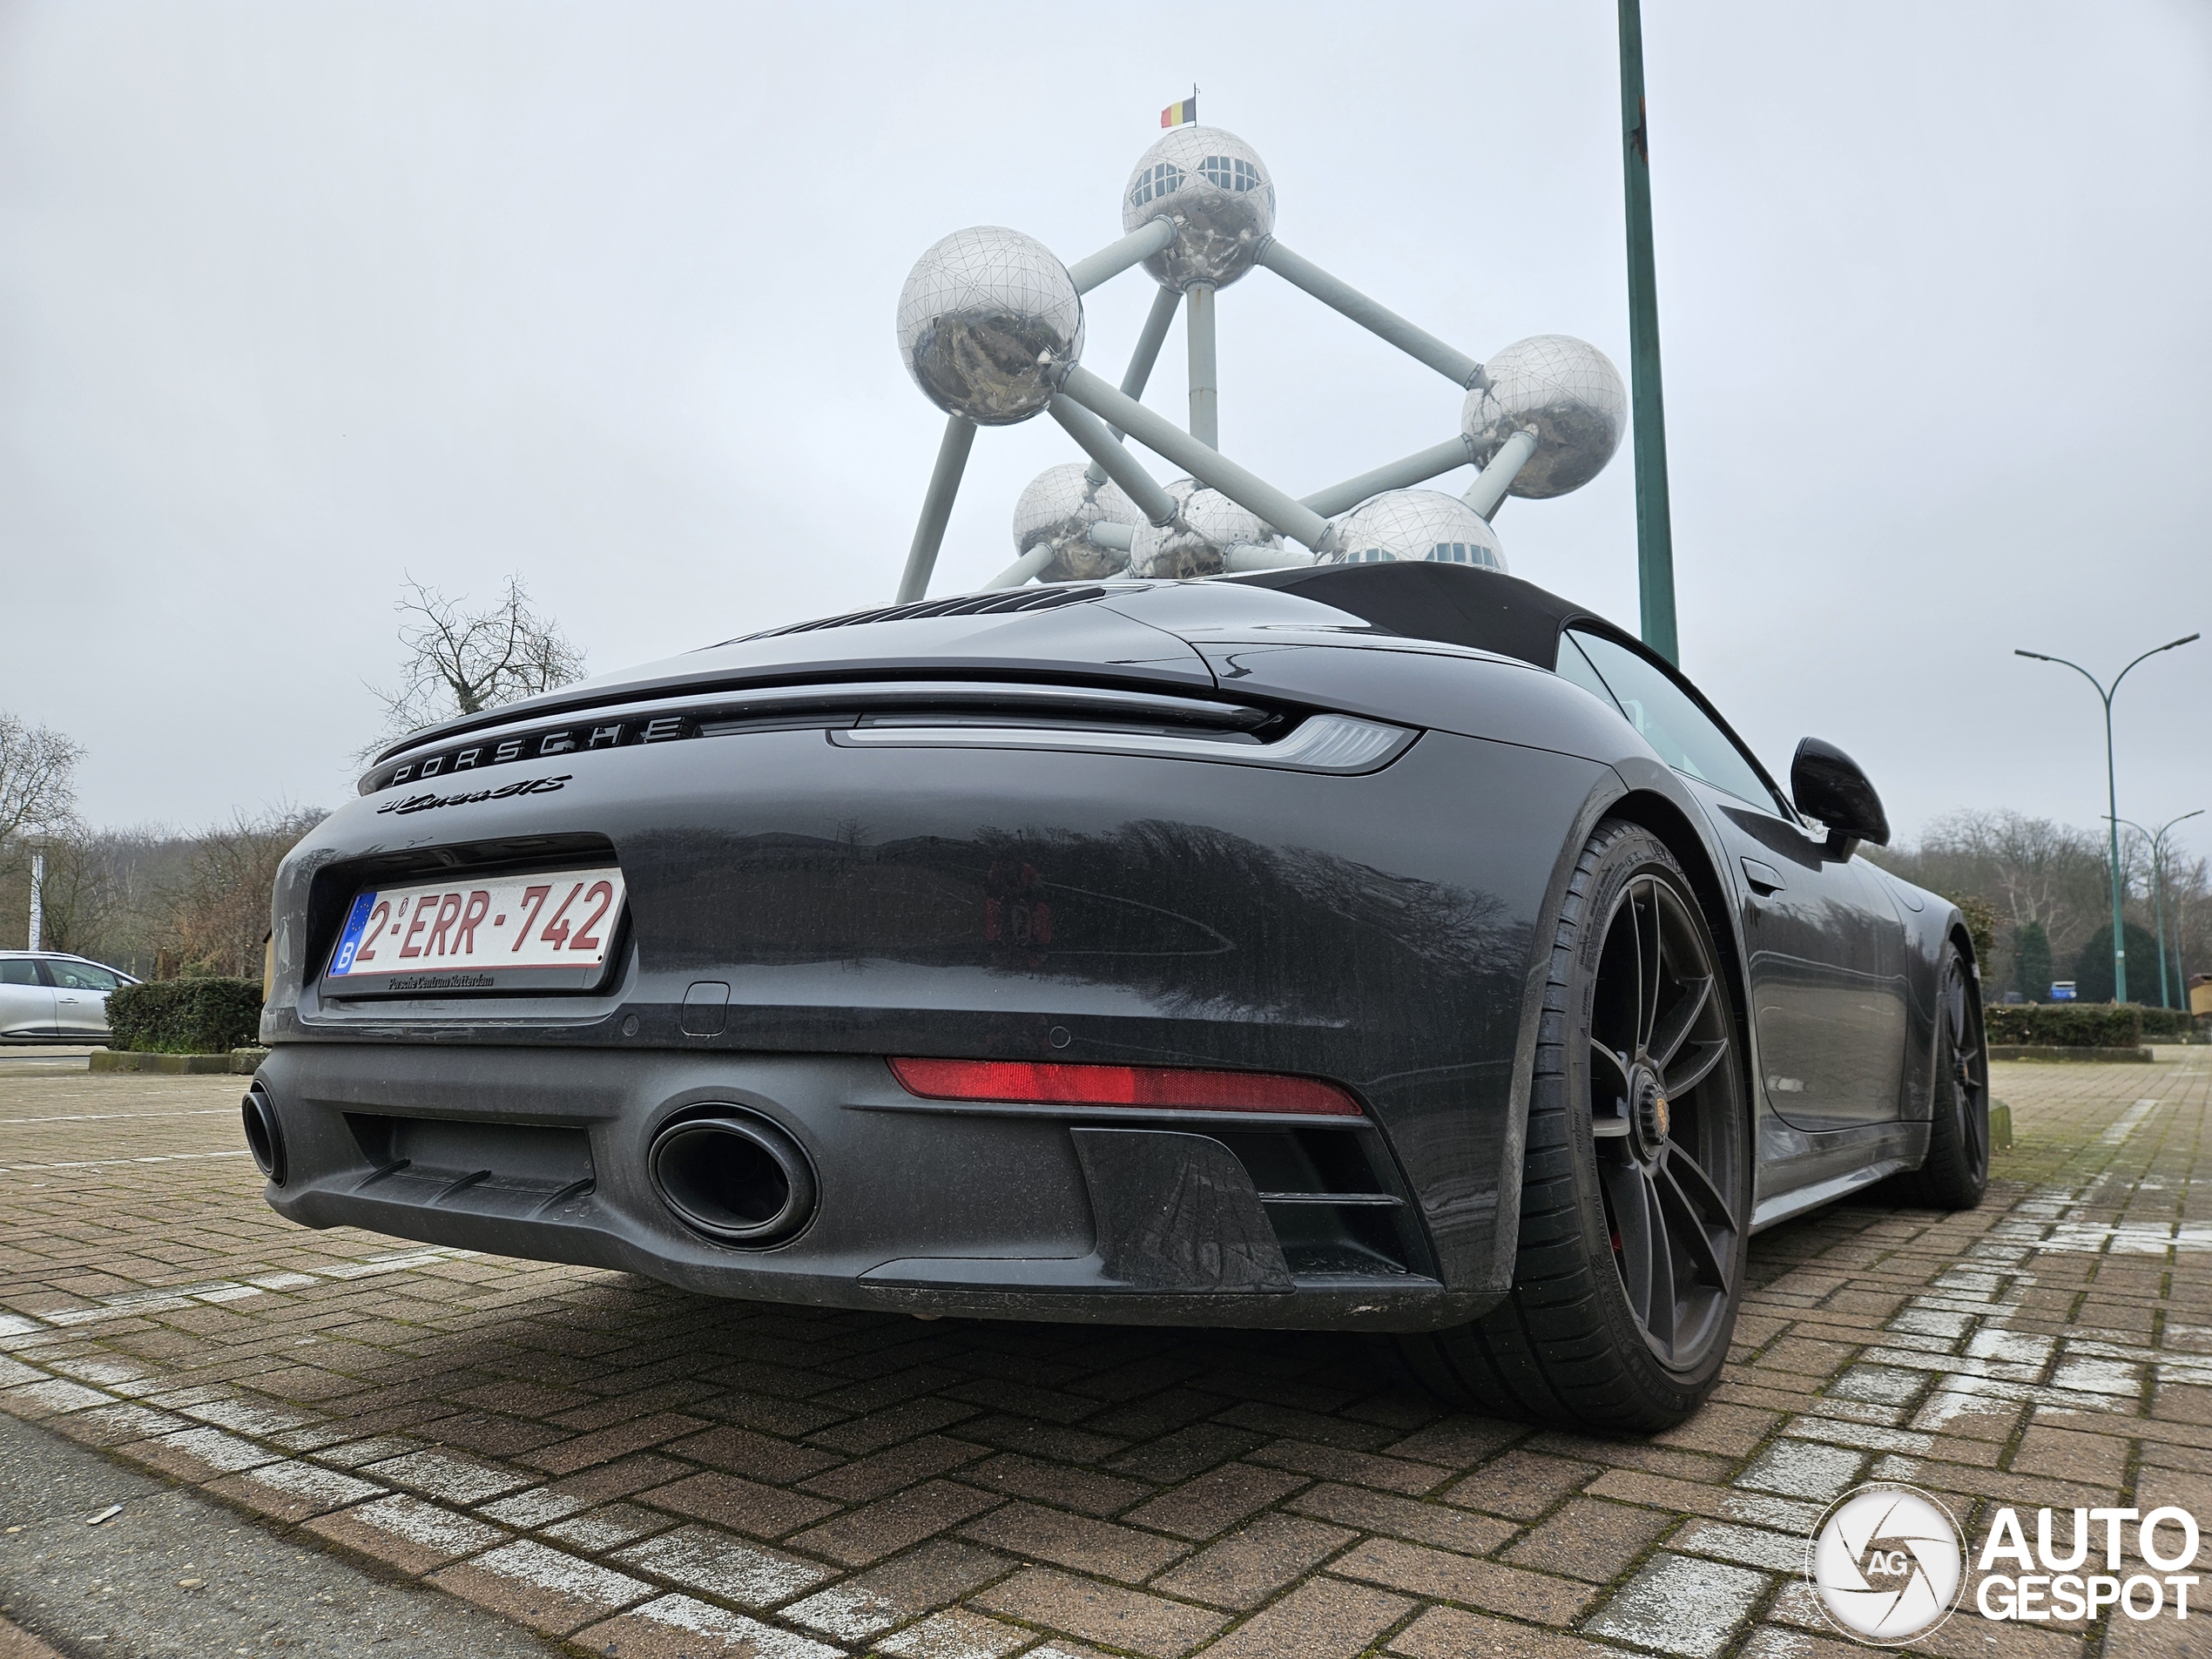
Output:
top-left (1808, 1484), bottom-right (1964, 1644)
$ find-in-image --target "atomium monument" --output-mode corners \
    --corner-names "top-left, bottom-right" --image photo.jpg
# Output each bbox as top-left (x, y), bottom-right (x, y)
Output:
top-left (891, 122), bottom-right (1628, 601)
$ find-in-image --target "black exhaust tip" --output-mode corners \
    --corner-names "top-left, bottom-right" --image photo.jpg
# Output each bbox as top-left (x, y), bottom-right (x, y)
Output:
top-left (650, 1112), bottom-right (816, 1246)
top-left (241, 1086), bottom-right (287, 1185)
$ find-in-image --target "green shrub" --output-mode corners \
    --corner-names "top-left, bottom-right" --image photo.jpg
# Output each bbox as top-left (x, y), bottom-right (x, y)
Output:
top-left (1985, 1002), bottom-right (2144, 1049)
top-left (2141, 1007), bottom-right (2196, 1041)
top-left (105, 978), bottom-right (263, 1054)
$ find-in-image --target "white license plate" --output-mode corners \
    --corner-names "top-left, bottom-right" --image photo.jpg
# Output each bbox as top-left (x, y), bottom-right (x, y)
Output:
top-left (327, 867), bottom-right (625, 992)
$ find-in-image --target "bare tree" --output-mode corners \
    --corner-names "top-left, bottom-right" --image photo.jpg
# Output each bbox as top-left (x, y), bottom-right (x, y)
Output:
top-left (164, 807), bottom-right (328, 978)
top-left (0, 711), bottom-right (84, 847)
top-left (364, 575), bottom-right (586, 754)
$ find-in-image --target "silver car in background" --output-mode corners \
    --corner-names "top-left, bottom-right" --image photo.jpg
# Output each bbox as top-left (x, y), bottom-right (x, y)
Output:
top-left (0, 953), bottom-right (138, 1042)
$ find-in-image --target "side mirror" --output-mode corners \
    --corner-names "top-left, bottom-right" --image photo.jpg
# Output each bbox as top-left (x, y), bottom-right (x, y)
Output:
top-left (1791, 738), bottom-right (1891, 859)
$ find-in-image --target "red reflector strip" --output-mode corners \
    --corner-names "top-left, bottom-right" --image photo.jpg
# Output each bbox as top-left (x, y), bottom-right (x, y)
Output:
top-left (887, 1057), bottom-right (1362, 1116)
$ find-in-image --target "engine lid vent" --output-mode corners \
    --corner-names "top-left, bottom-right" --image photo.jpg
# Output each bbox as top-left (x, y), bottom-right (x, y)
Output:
top-left (738, 585), bottom-right (1111, 642)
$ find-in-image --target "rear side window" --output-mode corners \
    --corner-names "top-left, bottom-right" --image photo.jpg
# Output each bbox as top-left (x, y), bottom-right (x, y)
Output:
top-left (1562, 629), bottom-right (1781, 812)
top-left (48, 961), bottom-right (119, 991)
top-left (0, 960), bottom-right (40, 986)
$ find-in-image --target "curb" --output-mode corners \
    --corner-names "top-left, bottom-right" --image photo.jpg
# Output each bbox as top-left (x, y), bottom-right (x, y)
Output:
top-left (88, 1049), bottom-right (268, 1076)
top-left (1987, 1044), bottom-right (2153, 1063)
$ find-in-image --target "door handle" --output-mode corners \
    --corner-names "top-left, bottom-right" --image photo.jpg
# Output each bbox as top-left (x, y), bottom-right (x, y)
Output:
top-left (1741, 858), bottom-right (1785, 896)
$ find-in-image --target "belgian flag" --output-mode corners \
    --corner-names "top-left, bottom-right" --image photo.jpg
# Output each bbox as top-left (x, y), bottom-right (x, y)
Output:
top-left (1160, 94), bottom-right (1197, 129)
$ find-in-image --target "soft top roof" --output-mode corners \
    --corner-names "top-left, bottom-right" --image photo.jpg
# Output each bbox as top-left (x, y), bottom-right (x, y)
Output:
top-left (1226, 563), bottom-right (1612, 668)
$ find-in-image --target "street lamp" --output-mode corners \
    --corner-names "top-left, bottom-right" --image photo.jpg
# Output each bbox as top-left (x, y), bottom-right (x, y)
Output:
top-left (2107, 811), bottom-right (2203, 1009)
top-left (2016, 633), bottom-right (2199, 1004)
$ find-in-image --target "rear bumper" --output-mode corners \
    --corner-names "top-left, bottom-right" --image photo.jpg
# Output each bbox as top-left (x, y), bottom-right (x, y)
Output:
top-left (254, 1042), bottom-right (1497, 1332)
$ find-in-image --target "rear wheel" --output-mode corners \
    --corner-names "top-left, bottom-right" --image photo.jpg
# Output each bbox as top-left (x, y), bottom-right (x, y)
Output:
top-left (1401, 821), bottom-right (1750, 1433)
top-left (1896, 944), bottom-right (1989, 1210)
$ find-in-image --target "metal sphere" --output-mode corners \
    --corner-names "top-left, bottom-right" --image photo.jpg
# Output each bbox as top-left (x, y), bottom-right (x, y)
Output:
top-left (1319, 489), bottom-right (1508, 573)
top-left (1460, 335), bottom-right (1626, 498)
top-left (1122, 126), bottom-right (1277, 291)
top-left (896, 226), bottom-right (1083, 425)
top-left (1128, 478), bottom-right (1279, 578)
top-left (1013, 462), bottom-right (1141, 581)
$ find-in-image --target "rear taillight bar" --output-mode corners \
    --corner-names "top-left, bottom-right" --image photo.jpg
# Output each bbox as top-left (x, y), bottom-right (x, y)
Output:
top-left (887, 1057), bottom-right (1363, 1116)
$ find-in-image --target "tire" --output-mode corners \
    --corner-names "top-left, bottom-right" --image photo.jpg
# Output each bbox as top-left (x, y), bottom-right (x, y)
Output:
top-left (1400, 820), bottom-right (1752, 1433)
top-left (1895, 942), bottom-right (1990, 1210)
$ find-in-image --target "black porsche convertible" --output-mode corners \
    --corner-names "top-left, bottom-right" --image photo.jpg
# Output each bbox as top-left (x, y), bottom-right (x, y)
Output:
top-left (252, 563), bottom-right (1987, 1432)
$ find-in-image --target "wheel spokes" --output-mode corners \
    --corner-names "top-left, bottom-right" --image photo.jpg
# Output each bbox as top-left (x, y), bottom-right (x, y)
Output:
top-left (1659, 1145), bottom-right (1735, 1290)
top-left (1642, 1173), bottom-right (1677, 1348)
top-left (1662, 1037), bottom-right (1728, 1101)
top-left (1633, 883), bottom-right (1663, 1055)
top-left (1603, 1157), bottom-right (1655, 1323)
top-left (1648, 973), bottom-right (1713, 1072)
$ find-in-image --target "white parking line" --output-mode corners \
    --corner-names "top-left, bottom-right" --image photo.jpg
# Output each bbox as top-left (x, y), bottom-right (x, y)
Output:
top-left (2097, 1098), bottom-right (2161, 1145)
top-left (0, 1109), bottom-right (235, 1126)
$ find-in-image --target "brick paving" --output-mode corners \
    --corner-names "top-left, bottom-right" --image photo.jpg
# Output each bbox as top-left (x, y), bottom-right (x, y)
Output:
top-left (1, 1051), bottom-right (2208, 1657)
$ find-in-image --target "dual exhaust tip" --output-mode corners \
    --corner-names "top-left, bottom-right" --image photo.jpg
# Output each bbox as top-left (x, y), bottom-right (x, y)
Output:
top-left (242, 1085), bottom-right (286, 1186)
top-left (650, 1109), bottom-right (816, 1247)
top-left (240, 1085), bottom-right (814, 1248)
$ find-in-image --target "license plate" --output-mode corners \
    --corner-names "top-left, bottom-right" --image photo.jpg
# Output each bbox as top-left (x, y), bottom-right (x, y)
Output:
top-left (326, 867), bottom-right (625, 995)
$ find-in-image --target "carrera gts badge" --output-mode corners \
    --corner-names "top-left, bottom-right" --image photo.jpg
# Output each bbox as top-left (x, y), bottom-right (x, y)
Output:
top-left (375, 774), bottom-right (572, 815)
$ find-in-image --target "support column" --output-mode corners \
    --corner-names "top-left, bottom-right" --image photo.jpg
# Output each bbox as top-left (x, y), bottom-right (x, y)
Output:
top-left (1185, 282), bottom-right (1218, 449)
top-left (894, 414), bottom-right (975, 604)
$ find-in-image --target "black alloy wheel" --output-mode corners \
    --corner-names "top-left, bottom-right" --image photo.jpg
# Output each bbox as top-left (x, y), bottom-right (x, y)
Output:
top-left (1587, 869), bottom-right (1743, 1370)
top-left (1401, 820), bottom-right (1750, 1433)
top-left (1899, 943), bottom-right (1990, 1210)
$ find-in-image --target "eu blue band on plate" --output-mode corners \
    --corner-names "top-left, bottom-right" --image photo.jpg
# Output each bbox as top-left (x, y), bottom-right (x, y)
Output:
top-left (330, 893), bottom-right (377, 976)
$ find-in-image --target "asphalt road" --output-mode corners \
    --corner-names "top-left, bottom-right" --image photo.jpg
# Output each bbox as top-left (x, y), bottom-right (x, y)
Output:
top-left (0, 1409), bottom-right (564, 1658)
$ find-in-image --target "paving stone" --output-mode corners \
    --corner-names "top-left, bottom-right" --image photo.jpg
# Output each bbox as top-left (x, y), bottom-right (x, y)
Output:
top-left (796, 1435), bottom-right (983, 1503)
top-left (304, 1492), bottom-right (510, 1575)
top-left (573, 1591), bottom-right (846, 1657)
top-left (1583, 1552), bottom-right (1770, 1657)
top-left (1244, 1438), bottom-right (1449, 1495)
top-left (959, 1451), bottom-right (1151, 1515)
top-left (636, 1470), bottom-right (841, 1539)
top-left (429, 1539), bottom-right (655, 1636)
top-left (1123, 1461), bottom-right (1307, 1541)
top-left (1330, 1537), bottom-right (1595, 1626)
top-left (782, 1540), bottom-right (1008, 1642)
top-left (1387, 1606), bottom-right (1620, 1658)
top-left (655, 1423), bottom-right (840, 1482)
top-left (612, 1524), bottom-right (834, 1608)
top-left (1441, 1449), bottom-right (1598, 1520)
top-left (1501, 1496), bottom-right (1671, 1582)
top-left (960, 1499), bottom-right (1187, 1583)
top-left (788, 1479), bottom-right (1002, 1568)
top-left (1150, 1513), bottom-right (1353, 1609)
top-left (874, 1606), bottom-right (1031, 1658)
top-left (1194, 1576), bottom-right (1411, 1657)
top-left (971, 1566), bottom-right (1225, 1659)
top-left (1286, 1482), bottom-right (1517, 1555)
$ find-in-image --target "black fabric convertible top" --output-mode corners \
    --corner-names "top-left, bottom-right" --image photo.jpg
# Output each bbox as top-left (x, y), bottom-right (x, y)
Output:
top-left (1226, 562), bottom-right (1611, 669)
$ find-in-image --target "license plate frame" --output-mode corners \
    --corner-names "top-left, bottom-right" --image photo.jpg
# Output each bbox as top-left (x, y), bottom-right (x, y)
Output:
top-left (324, 866), bottom-right (628, 997)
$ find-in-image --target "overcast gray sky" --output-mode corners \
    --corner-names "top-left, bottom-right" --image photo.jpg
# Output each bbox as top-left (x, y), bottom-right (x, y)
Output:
top-left (3, 1), bottom-right (2208, 854)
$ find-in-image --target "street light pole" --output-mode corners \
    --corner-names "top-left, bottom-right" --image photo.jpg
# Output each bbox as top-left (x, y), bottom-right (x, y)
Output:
top-left (1617, 0), bottom-right (1677, 666)
top-left (2108, 812), bottom-right (2204, 1009)
top-left (2017, 633), bottom-right (2199, 1004)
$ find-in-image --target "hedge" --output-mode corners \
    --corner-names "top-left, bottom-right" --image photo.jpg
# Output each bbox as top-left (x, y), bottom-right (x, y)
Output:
top-left (105, 978), bottom-right (264, 1054)
top-left (2141, 1007), bottom-right (2199, 1041)
top-left (1985, 1003), bottom-right (2143, 1049)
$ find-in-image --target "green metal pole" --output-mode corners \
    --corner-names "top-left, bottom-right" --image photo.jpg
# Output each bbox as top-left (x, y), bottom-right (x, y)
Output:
top-left (2104, 692), bottom-right (2128, 1004)
top-left (1618, 0), bottom-right (1678, 665)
